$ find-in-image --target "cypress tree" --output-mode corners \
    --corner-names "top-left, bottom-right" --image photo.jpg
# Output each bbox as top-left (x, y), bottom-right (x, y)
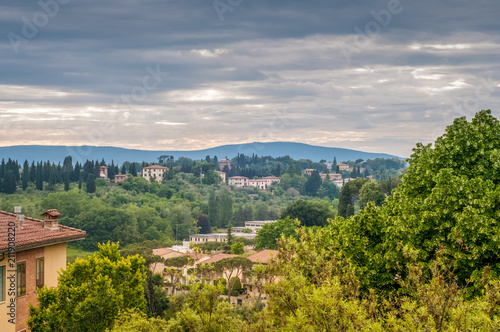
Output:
top-left (64, 171), bottom-right (70, 191)
top-left (0, 159), bottom-right (5, 180)
top-left (30, 161), bottom-right (37, 183)
top-left (42, 161), bottom-right (51, 182)
top-left (86, 174), bottom-right (96, 193)
top-left (78, 175), bottom-right (83, 190)
top-left (3, 170), bottom-right (17, 194)
top-left (22, 160), bottom-right (29, 190)
top-left (48, 167), bottom-right (56, 191)
top-left (338, 184), bottom-right (353, 218)
top-left (214, 156), bottom-right (219, 170)
top-left (73, 162), bottom-right (81, 182)
top-left (36, 162), bottom-right (43, 190)
top-left (129, 163), bottom-right (137, 177)
top-left (63, 156), bottom-right (73, 173)
top-left (109, 161), bottom-right (116, 180)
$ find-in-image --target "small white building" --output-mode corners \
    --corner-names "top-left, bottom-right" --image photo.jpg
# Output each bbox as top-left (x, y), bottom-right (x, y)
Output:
top-left (228, 176), bottom-right (249, 188)
top-left (189, 232), bottom-right (257, 244)
top-left (244, 220), bottom-right (277, 233)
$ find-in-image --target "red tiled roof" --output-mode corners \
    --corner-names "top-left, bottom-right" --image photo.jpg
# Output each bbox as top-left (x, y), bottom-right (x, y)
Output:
top-left (0, 210), bottom-right (86, 252)
top-left (41, 209), bottom-right (62, 217)
top-left (143, 165), bottom-right (168, 170)
top-left (247, 250), bottom-right (278, 264)
top-left (152, 248), bottom-right (177, 256)
top-left (200, 253), bottom-right (238, 264)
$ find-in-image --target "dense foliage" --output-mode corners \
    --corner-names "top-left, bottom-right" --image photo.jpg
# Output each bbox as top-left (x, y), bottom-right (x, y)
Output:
top-left (28, 242), bottom-right (146, 332)
top-left (21, 110), bottom-right (500, 331)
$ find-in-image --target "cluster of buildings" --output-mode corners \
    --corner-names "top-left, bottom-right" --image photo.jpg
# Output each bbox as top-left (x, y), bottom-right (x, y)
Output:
top-left (228, 176), bottom-right (280, 189)
top-left (150, 246), bottom-right (278, 303)
top-left (188, 220), bottom-right (277, 244)
top-left (0, 208), bottom-right (86, 332)
top-left (113, 158), bottom-right (370, 190)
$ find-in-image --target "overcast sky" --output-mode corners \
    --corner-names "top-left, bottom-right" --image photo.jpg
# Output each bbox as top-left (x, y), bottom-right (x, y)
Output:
top-left (1, 0), bottom-right (499, 157)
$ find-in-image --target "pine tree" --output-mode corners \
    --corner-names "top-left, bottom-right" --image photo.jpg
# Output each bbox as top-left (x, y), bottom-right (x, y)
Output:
top-left (226, 221), bottom-right (234, 246)
top-left (305, 170), bottom-right (322, 196)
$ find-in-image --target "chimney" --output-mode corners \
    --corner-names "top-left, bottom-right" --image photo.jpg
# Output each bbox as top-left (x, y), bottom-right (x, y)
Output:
top-left (14, 206), bottom-right (24, 229)
top-left (42, 209), bottom-right (62, 230)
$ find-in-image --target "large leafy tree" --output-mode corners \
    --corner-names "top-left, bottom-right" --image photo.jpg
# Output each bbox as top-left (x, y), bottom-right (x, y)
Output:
top-left (383, 110), bottom-right (500, 285)
top-left (214, 257), bottom-right (253, 301)
top-left (28, 242), bottom-right (146, 332)
top-left (328, 110), bottom-right (500, 291)
top-left (304, 170), bottom-right (322, 196)
top-left (280, 199), bottom-right (335, 227)
top-left (255, 217), bottom-right (300, 250)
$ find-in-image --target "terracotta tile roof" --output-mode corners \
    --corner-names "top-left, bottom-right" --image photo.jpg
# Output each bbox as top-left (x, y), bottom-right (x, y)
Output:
top-left (143, 165), bottom-right (168, 170)
top-left (0, 210), bottom-right (86, 253)
top-left (41, 209), bottom-right (62, 217)
top-left (200, 253), bottom-right (238, 264)
top-left (152, 248), bottom-right (177, 256)
top-left (152, 248), bottom-right (209, 263)
top-left (247, 250), bottom-right (278, 264)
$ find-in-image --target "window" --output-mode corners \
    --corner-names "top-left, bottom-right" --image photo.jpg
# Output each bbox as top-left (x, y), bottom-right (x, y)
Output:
top-left (0, 265), bottom-right (4, 302)
top-left (17, 262), bottom-right (26, 297)
top-left (36, 257), bottom-right (44, 289)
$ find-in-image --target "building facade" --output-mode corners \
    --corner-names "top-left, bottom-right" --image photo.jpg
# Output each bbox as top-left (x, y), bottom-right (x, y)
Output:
top-left (0, 209), bottom-right (86, 332)
top-left (142, 165), bottom-right (168, 183)
top-left (218, 157), bottom-right (231, 170)
top-left (215, 171), bottom-right (226, 183)
top-left (114, 173), bottom-right (128, 183)
top-left (228, 176), bottom-right (249, 188)
top-left (99, 166), bottom-right (108, 179)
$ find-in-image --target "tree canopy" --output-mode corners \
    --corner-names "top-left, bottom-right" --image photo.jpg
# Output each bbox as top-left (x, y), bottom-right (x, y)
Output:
top-left (28, 242), bottom-right (146, 332)
top-left (280, 199), bottom-right (335, 227)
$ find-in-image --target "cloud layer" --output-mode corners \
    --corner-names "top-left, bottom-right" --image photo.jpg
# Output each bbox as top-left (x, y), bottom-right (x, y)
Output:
top-left (1, 0), bottom-right (499, 157)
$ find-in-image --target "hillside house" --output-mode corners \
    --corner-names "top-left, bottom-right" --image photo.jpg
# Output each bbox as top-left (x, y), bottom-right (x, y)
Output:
top-left (228, 176), bottom-right (249, 188)
top-left (218, 157), bottom-right (231, 170)
top-left (0, 208), bottom-right (86, 332)
top-left (142, 165), bottom-right (168, 183)
top-left (114, 173), bottom-right (128, 183)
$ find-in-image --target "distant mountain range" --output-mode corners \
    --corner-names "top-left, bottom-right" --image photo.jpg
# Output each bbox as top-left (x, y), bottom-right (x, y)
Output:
top-left (0, 142), bottom-right (403, 165)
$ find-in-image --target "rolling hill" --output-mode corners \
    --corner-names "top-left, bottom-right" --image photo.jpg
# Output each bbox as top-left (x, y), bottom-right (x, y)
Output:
top-left (0, 142), bottom-right (403, 165)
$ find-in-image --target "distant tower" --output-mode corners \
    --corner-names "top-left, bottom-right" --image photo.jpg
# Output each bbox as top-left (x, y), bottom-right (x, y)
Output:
top-left (100, 166), bottom-right (109, 178)
top-left (218, 157), bottom-right (231, 170)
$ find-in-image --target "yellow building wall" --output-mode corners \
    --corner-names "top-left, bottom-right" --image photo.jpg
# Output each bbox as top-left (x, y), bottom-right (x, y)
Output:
top-left (44, 243), bottom-right (67, 288)
top-left (0, 255), bottom-right (16, 332)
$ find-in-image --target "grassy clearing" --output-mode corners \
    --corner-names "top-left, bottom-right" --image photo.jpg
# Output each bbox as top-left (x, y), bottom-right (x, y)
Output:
top-left (67, 246), bottom-right (93, 264)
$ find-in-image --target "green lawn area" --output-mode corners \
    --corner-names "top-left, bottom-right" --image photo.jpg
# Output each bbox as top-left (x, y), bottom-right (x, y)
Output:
top-left (66, 246), bottom-right (94, 264)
